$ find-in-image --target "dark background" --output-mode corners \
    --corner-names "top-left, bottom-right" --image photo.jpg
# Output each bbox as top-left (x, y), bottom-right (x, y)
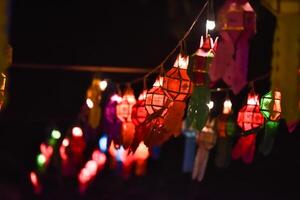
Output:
top-left (0, 0), bottom-right (300, 199)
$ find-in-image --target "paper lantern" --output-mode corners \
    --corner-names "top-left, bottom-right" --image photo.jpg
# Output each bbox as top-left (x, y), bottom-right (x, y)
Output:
top-left (260, 90), bottom-right (281, 121)
top-left (162, 54), bottom-right (193, 101)
top-left (116, 87), bottom-right (136, 122)
top-left (219, 0), bottom-right (256, 33)
top-left (131, 90), bottom-right (148, 126)
top-left (237, 92), bottom-right (264, 133)
top-left (145, 77), bottom-right (172, 115)
top-left (189, 35), bottom-right (217, 87)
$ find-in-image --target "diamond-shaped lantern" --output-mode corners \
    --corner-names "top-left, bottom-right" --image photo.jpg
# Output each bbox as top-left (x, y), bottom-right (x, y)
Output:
top-left (190, 35), bottom-right (217, 87)
top-left (131, 90), bottom-right (148, 126)
top-left (260, 91), bottom-right (281, 121)
top-left (145, 77), bottom-right (172, 116)
top-left (116, 87), bottom-right (136, 122)
top-left (162, 54), bottom-right (193, 101)
top-left (237, 92), bottom-right (264, 132)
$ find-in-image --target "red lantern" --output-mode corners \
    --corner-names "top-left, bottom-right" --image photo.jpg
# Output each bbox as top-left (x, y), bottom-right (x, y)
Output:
top-left (145, 77), bottom-right (172, 116)
top-left (116, 87), bottom-right (136, 122)
top-left (131, 90), bottom-right (148, 126)
top-left (162, 54), bottom-right (193, 101)
top-left (232, 91), bottom-right (264, 164)
top-left (191, 35), bottom-right (217, 86)
top-left (237, 92), bottom-right (264, 132)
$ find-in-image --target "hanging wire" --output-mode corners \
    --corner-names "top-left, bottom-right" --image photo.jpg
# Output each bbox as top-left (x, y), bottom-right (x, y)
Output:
top-left (113, 0), bottom-right (209, 86)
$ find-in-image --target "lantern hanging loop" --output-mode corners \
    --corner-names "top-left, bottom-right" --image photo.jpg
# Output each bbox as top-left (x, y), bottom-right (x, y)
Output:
top-left (116, 84), bottom-right (122, 96)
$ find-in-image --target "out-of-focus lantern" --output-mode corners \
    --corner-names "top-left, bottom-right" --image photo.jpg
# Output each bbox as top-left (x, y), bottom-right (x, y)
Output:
top-left (131, 90), bottom-right (148, 126)
top-left (259, 90), bottom-right (282, 156)
top-left (260, 90), bottom-right (282, 121)
top-left (232, 91), bottom-right (264, 164)
top-left (162, 54), bottom-right (193, 101)
top-left (192, 118), bottom-right (216, 182)
top-left (116, 86), bottom-right (136, 149)
top-left (219, 0), bottom-right (256, 33)
top-left (237, 92), bottom-right (264, 133)
top-left (116, 86), bottom-right (136, 122)
top-left (86, 78), bottom-right (102, 128)
top-left (145, 77), bottom-right (172, 116)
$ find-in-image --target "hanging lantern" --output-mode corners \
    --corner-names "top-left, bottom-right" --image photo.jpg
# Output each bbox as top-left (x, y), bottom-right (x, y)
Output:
top-left (162, 54), bottom-right (193, 101)
top-left (260, 90), bottom-right (282, 121)
top-left (131, 90), bottom-right (148, 126)
top-left (145, 77), bottom-right (172, 116)
top-left (259, 90), bottom-right (282, 156)
top-left (188, 35), bottom-right (217, 87)
top-left (104, 94), bottom-right (122, 148)
top-left (116, 86), bottom-right (136, 122)
top-left (237, 92), bottom-right (264, 133)
top-left (216, 98), bottom-right (235, 138)
top-left (219, 0), bottom-right (256, 33)
top-left (233, 91), bottom-right (264, 164)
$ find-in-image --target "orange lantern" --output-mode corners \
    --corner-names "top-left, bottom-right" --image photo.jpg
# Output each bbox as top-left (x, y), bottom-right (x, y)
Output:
top-left (237, 92), bottom-right (264, 133)
top-left (145, 77), bottom-right (172, 116)
top-left (162, 54), bottom-right (193, 101)
top-left (131, 90), bottom-right (148, 126)
top-left (116, 86), bottom-right (136, 122)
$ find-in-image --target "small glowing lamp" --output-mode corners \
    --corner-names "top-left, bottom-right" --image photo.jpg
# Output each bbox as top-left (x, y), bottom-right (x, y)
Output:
top-left (37, 154), bottom-right (46, 166)
top-left (206, 20), bottom-right (216, 30)
top-left (98, 134), bottom-right (108, 152)
top-left (207, 100), bottom-right (214, 110)
top-left (86, 98), bottom-right (94, 109)
top-left (99, 80), bottom-right (108, 91)
top-left (223, 98), bottom-right (232, 114)
top-left (72, 127), bottom-right (83, 137)
top-left (51, 129), bottom-right (61, 140)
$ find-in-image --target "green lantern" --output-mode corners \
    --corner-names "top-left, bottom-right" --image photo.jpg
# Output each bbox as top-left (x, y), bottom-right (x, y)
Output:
top-left (259, 90), bottom-right (282, 156)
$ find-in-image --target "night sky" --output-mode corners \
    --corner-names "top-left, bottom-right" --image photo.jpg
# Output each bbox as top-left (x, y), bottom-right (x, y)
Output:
top-left (1, 0), bottom-right (300, 199)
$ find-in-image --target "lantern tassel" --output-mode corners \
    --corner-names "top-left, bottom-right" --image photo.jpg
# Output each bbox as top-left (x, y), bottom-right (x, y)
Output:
top-left (215, 137), bottom-right (232, 168)
top-left (192, 146), bottom-right (209, 182)
top-left (232, 134), bottom-right (256, 164)
top-left (259, 121), bottom-right (279, 156)
top-left (182, 130), bottom-right (197, 173)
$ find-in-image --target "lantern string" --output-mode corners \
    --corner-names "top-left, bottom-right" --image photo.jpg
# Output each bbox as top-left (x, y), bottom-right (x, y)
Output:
top-left (113, 0), bottom-right (209, 86)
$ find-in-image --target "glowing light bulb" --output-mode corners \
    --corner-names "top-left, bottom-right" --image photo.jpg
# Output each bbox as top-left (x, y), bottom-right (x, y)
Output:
top-left (72, 127), bottom-right (83, 137)
top-left (37, 154), bottom-right (46, 166)
top-left (207, 101), bottom-right (214, 110)
top-left (98, 135), bottom-right (108, 152)
top-left (51, 129), bottom-right (61, 139)
top-left (99, 80), bottom-right (108, 91)
top-left (223, 99), bottom-right (232, 114)
top-left (86, 98), bottom-right (94, 109)
top-left (62, 138), bottom-right (70, 147)
top-left (30, 171), bottom-right (39, 187)
top-left (206, 20), bottom-right (215, 30)
top-left (111, 94), bottom-right (122, 103)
